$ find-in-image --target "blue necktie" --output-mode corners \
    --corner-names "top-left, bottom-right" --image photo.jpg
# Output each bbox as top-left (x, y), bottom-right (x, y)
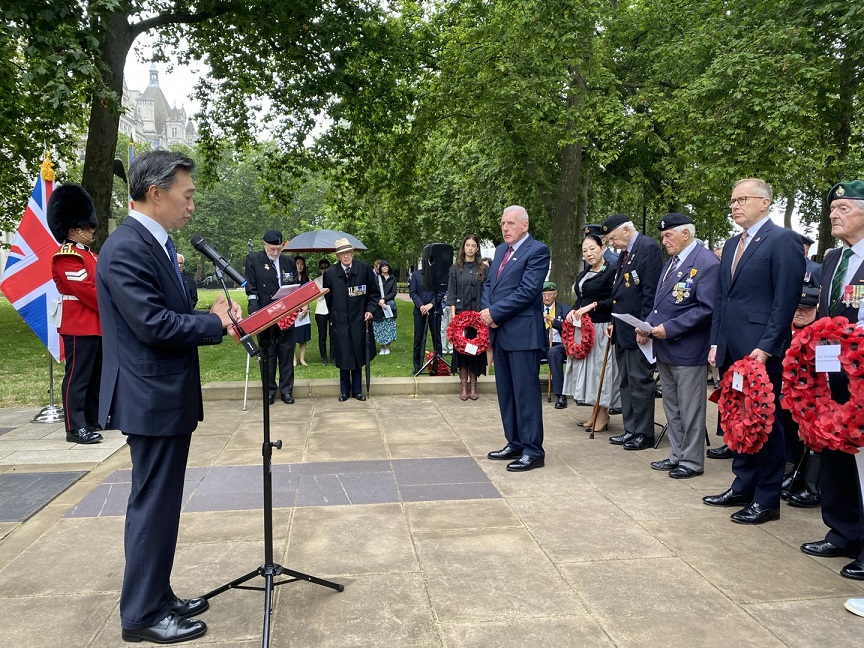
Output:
top-left (165, 237), bottom-right (186, 300)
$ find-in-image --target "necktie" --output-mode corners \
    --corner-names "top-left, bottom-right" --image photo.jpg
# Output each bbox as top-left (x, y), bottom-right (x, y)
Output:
top-left (165, 237), bottom-right (186, 300)
top-left (830, 248), bottom-right (855, 315)
top-left (661, 256), bottom-right (679, 287)
top-left (544, 305), bottom-right (551, 329)
top-left (618, 249), bottom-right (629, 269)
top-left (496, 246), bottom-right (513, 279)
top-left (731, 232), bottom-right (748, 277)
top-left (343, 265), bottom-right (351, 282)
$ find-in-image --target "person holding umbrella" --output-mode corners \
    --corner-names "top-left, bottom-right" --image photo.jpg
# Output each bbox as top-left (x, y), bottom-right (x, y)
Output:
top-left (323, 238), bottom-right (380, 401)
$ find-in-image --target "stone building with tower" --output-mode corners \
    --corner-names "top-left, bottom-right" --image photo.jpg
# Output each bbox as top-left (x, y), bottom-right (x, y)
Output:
top-left (118, 64), bottom-right (198, 149)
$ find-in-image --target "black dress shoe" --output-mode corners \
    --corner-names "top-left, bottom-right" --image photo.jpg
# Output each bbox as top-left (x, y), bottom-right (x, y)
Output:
top-left (575, 400), bottom-right (587, 406)
top-left (338, 393), bottom-right (349, 402)
top-left (268, 394), bottom-right (275, 405)
top-left (86, 423), bottom-right (104, 432)
top-left (281, 394), bottom-right (295, 404)
top-left (121, 613), bottom-right (207, 644)
top-left (731, 502), bottom-right (780, 525)
top-left (780, 472), bottom-right (794, 499)
top-left (702, 488), bottom-right (751, 507)
top-left (66, 427), bottom-right (102, 444)
top-left (608, 407), bottom-right (622, 415)
top-left (609, 431), bottom-right (636, 446)
top-left (707, 445), bottom-right (734, 459)
top-left (353, 393), bottom-right (366, 401)
top-left (169, 596), bottom-right (209, 618)
top-left (841, 560), bottom-right (864, 580)
top-left (787, 489), bottom-right (821, 508)
top-left (623, 434), bottom-right (655, 450)
top-left (800, 540), bottom-right (860, 559)
top-left (488, 445), bottom-right (522, 460)
top-left (506, 455), bottom-right (545, 472)
top-left (554, 395), bottom-right (568, 409)
top-left (669, 466), bottom-right (703, 479)
top-left (651, 458), bottom-right (679, 471)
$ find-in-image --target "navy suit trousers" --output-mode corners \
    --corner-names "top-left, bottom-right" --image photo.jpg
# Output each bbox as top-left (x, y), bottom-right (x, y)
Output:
top-left (493, 345), bottom-right (544, 458)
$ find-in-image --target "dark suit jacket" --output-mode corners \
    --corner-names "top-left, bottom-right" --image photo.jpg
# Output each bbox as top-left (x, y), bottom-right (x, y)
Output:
top-left (96, 217), bottom-right (224, 436)
top-left (481, 235), bottom-right (550, 351)
top-left (710, 220), bottom-right (804, 373)
top-left (243, 250), bottom-right (297, 312)
top-left (647, 244), bottom-right (720, 366)
top-left (323, 259), bottom-right (379, 369)
top-left (805, 257), bottom-right (823, 288)
top-left (609, 233), bottom-right (663, 349)
top-left (181, 274), bottom-right (198, 309)
top-left (573, 264), bottom-right (615, 323)
top-left (409, 269), bottom-right (436, 315)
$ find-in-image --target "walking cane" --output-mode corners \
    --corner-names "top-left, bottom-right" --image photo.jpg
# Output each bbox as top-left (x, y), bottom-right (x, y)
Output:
top-left (589, 331), bottom-right (613, 440)
top-left (546, 323), bottom-right (554, 402)
top-left (241, 352), bottom-right (251, 411)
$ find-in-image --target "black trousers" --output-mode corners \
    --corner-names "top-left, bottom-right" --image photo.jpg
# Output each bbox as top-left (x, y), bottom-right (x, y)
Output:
top-left (61, 334), bottom-right (101, 431)
top-left (259, 325), bottom-right (295, 398)
top-left (541, 342), bottom-right (566, 395)
top-left (315, 313), bottom-right (334, 362)
top-left (412, 310), bottom-right (441, 373)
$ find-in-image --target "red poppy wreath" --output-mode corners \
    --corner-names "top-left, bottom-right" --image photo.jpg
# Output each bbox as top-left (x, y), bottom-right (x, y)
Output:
top-left (446, 310), bottom-right (490, 355)
top-left (781, 316), bottom-right (864, 454)
top-left (716, 356), bottom-right (776, 454)
top-left (561, 315), bottom-right (595, 359)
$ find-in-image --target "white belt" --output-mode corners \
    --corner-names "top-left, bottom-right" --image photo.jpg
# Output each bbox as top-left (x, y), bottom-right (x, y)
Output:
top-left (60, 295), bottom-right (79, 301)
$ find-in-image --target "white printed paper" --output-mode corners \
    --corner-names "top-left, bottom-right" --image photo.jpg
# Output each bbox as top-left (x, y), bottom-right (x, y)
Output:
top-left (612, 312), bottom-right (653, 333)
top-left (638, 338), bottom-right (655, 364)
top-left (815, 344), bottom-right (841, 373)
top-left (383, 305), bottom-right (393, 319)
top-left (464, 342), bottom-right (478, 356)
top-left (732, 372), bottom-right (743, 392)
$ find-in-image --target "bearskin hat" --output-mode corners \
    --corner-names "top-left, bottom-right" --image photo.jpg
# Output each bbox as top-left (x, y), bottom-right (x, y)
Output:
top-left (47, 184), bottom-right (98, 242)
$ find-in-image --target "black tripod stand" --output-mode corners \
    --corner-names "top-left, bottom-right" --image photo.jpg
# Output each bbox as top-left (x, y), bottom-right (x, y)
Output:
top-left (414, 292), bottom-right (451, 376)
top-left (202, 274), bottom-right (343, 647)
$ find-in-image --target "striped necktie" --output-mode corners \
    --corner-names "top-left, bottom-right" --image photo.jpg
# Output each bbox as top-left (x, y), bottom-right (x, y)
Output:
top-left (661, 256), bottom-right (679, 287)
top-left (165, 237), bottom-right (186, 300)
top-left (830, 248), bottom-right (854, 315)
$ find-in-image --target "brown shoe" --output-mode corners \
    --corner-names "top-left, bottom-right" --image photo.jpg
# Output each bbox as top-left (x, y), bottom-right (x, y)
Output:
top-left (459, 367), bottom-right (468, 401)
top-left (468, 375), bottom-right (478, 400)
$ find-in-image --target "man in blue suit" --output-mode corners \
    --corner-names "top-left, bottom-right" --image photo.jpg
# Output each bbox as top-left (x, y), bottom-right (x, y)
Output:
top-left (638, 214), bottom-right (719, 479)
top-left (703, 178), bottom-right (804, 524)
top-left (97, 151), bottom-right (241, 644)
top-left (481, 205), bottom-right (550, 472)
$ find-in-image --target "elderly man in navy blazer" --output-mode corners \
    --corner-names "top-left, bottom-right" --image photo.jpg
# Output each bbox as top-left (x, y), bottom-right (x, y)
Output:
top-left (603, 213), bottom-right (664, 450)
top-left (703, 178), bottom-right (804, 524)
top-left (97, 151), bottom-right (241, 643)
top-left (481, 205), bottom-right (550, 472)
top-left (638, 214), bottom-right (719, 479)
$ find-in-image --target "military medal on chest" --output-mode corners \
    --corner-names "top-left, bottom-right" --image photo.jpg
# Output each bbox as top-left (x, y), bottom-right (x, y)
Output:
top-left (842, 284), bottom-right (864, 308)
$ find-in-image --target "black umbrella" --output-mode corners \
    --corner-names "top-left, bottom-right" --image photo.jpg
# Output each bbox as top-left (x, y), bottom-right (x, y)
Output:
top-left (284, 229), bottom-right (367, 252)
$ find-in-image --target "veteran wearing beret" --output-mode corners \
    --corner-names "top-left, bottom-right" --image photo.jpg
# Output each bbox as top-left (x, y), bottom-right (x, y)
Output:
top-left (800, 180), bottom-right (864, 591)
top-left (637, 214), bottom-right (719, 478)
top-left (540, 281), bottom-right (572, 409)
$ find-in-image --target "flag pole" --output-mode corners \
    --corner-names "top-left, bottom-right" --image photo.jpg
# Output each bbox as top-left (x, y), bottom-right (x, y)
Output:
top-left (32, 354), bottom-right (65, 423)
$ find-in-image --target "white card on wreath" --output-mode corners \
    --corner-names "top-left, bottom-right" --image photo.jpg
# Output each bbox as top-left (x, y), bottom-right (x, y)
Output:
top-left (464, 342), bottom-right (478, 355)
top-left (815, 344), bottom-right (841, 373)
top-left (731, 372), bottom-right (744, 392)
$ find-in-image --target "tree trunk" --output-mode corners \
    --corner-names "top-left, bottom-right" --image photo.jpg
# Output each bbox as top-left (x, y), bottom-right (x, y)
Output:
top-left (546, 141), bottom-right (584, 301)
top-left (783, 194), bottom-right (795, 229)
top-left (82, 13), bottom-right (131, 248)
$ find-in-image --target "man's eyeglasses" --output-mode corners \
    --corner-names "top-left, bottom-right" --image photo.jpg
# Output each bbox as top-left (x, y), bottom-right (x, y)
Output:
top-left (728, 196), bottom-right (767, 208)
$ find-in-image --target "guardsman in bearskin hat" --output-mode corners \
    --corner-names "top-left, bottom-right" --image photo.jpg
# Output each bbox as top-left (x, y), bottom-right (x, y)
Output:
top-left (48, 184), bottom-right (103, 444)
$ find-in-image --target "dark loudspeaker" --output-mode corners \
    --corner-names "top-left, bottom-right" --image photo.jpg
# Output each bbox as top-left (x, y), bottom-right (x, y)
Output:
top-left (422, 243), bottom-right (454, 291)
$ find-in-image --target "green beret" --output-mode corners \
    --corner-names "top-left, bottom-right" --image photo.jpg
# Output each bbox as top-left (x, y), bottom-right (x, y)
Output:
top-left (657, 213), bottom-right (694, 232)
top-left (601, 213), bottom-right (629, 234)
top-left (542, 281), bottom-right (557, 291)
top-left (827, 180), bottom-right (864, 203)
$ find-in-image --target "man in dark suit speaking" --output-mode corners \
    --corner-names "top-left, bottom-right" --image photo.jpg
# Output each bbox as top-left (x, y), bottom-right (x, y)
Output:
top-left (97, 150), bottom-right (241, 644)
top-left (481, 205), bottom-right (550, 472)
top-left (703, 178), bottom-right (803, 524)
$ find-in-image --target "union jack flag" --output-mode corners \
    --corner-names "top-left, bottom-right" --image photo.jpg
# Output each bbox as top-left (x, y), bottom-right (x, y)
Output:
top-left (0, 156), bottom-right (63, 361)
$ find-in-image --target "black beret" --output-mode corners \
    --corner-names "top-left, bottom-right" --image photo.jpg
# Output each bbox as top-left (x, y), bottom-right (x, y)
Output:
top-left (583, 223), bottom-right (603, 237)
top-left (799, 233), bottom-right (815, 246)
top-left (46, 184), bottom-right (98, 242)
top-left (827, 180), bottom-right (864, 203)
top-left (799, 285), bottom-right (819, 308)
top-left (379, 259), bottom-right (391, 267)
top-left (601, 213), bottom-right (629, 234)
top-left (263, 229), bottom-right (283, 244)
top-left (657, 213), bottom-right (694, 232)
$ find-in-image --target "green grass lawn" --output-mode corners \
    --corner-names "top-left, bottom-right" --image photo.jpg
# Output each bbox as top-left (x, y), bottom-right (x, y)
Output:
top-left (0, 291), bottom-right (431, 407)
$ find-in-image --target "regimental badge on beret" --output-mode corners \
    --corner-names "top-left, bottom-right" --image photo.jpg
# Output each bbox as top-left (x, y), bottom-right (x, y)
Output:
top-left (837, 186), bottom-right (846, 197)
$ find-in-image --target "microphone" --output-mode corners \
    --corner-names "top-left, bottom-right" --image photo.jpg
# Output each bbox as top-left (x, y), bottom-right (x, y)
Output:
top-left (190, 235), bottom-right (247, 287)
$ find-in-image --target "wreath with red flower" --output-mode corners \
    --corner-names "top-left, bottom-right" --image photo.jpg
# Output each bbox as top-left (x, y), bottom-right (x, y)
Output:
top-left (781, 316), bottom-right (864, 454)
top-left (716, 356), bottom-right (776, 454)
top-left (446, 310), bottom-right (490, 355)
top-left (276, 310), bottom-right (300, 330)
top-left (560, 315), bottom-right (595, 359)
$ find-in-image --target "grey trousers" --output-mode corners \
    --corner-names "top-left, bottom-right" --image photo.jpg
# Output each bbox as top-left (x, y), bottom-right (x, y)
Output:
top-left (657, 361), bottom-right (708, 470)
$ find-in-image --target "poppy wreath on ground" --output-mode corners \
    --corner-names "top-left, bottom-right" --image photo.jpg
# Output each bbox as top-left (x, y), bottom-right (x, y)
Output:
top-left (276, 310), bottom-right (300, 330)
top-left (424, 350), bottom-right (450, 376)
top-left (446, 310), bottom-right (490, 355)
top-left (716, 356), bottom-right (776, 454)
top-left (560, 315), bottom-right (595, 359)
top-left (781, 316), bottom-right (864, 454)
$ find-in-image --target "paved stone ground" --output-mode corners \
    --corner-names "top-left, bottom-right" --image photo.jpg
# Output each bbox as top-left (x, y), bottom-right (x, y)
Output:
top-left (0, 380), bottom-right (862, 647)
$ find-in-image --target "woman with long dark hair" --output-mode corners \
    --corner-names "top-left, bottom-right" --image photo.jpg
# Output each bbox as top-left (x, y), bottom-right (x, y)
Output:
top-left (372, 259), bottom-right (397, 354)
top-left (293, 255), bottom-right (311, 366)
top-left (446, 235), bottom-right (487, 400)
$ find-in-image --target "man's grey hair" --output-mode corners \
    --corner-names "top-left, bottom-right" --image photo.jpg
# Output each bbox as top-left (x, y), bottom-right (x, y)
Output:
top-left (129, 150), bottom-right (195, 201)
top-left (176, 253), bottom-right (185, 263)
top-left (854, 199), bottom-right (864, 211)
top-left (733, 178), bottom-right (773, 201)
top-left (503, 205), bottom-right (529, 223)
top-left (621, 220), bottom-right (637, 233)
top-left (673, 224), bottom-right (696, 238)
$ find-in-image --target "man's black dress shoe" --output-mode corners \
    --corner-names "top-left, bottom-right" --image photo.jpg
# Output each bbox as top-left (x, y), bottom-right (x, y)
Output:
top-left (121, 613), bottom-right (206, 644)
top-left (66, 427), bottom-right (102, 444)
top-left (609, 431), bottom-right (636, 446)
top-left (651, 458), bottom-right (679, 471)
top-left (338, 393), bottom-right (349, 402)
top-left (554, 395), bottom-right (568, 409)
top-left (706, 445), bottom-right (734, 459)
top-left (506, 455), bottom-right (545, 472)
top-left (841, 560), bottom-right (864, 580)
top-left (609, 407), bottom-right (622, 415)
top-left (669, 466), bottom-right (703, 479)
top-left (86, 423), bottom-right (104, 432)
top-left (780, 472), bottom-right (794, 499)
top-left (800, 540), bottom-right (860, 559)
top-left (488, 445), bottom-right (522, 460)
top-left (281, 394), bottom-right (294, 405)
top-left (702, 488), bottom-right (751, 507)
top-left (787, 488), bottom-right (821, 508)
top-left (169, 596), bottom-right (209, 618)
top-left (623, 434), bottom-right (655, 450)
top-left (730, 502), bottom-right (780, 525)
top-left (268, 394), bottom-right (275, 405)
top-left (353, 393), bottom-right (366, 401)
top-left (576, 400), bottom-right (587, 406)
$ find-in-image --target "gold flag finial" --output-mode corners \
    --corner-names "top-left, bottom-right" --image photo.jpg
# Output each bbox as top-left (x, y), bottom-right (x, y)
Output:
top-left (40, 151), bottom-right (55, 181)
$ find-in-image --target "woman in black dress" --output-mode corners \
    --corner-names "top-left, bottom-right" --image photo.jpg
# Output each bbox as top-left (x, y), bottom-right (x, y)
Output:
top-left (446, 235), bottom-right (487, 400)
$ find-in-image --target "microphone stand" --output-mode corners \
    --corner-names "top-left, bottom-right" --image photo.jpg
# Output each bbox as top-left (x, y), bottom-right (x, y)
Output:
top-left (414, 291), bottom-right (450, 376)
top-left (202, 268), bottom-right (343, 648)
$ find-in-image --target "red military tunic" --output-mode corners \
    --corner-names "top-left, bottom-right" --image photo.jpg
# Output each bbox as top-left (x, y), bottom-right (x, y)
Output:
top-left (52, 242), bottom-right (100, 335)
